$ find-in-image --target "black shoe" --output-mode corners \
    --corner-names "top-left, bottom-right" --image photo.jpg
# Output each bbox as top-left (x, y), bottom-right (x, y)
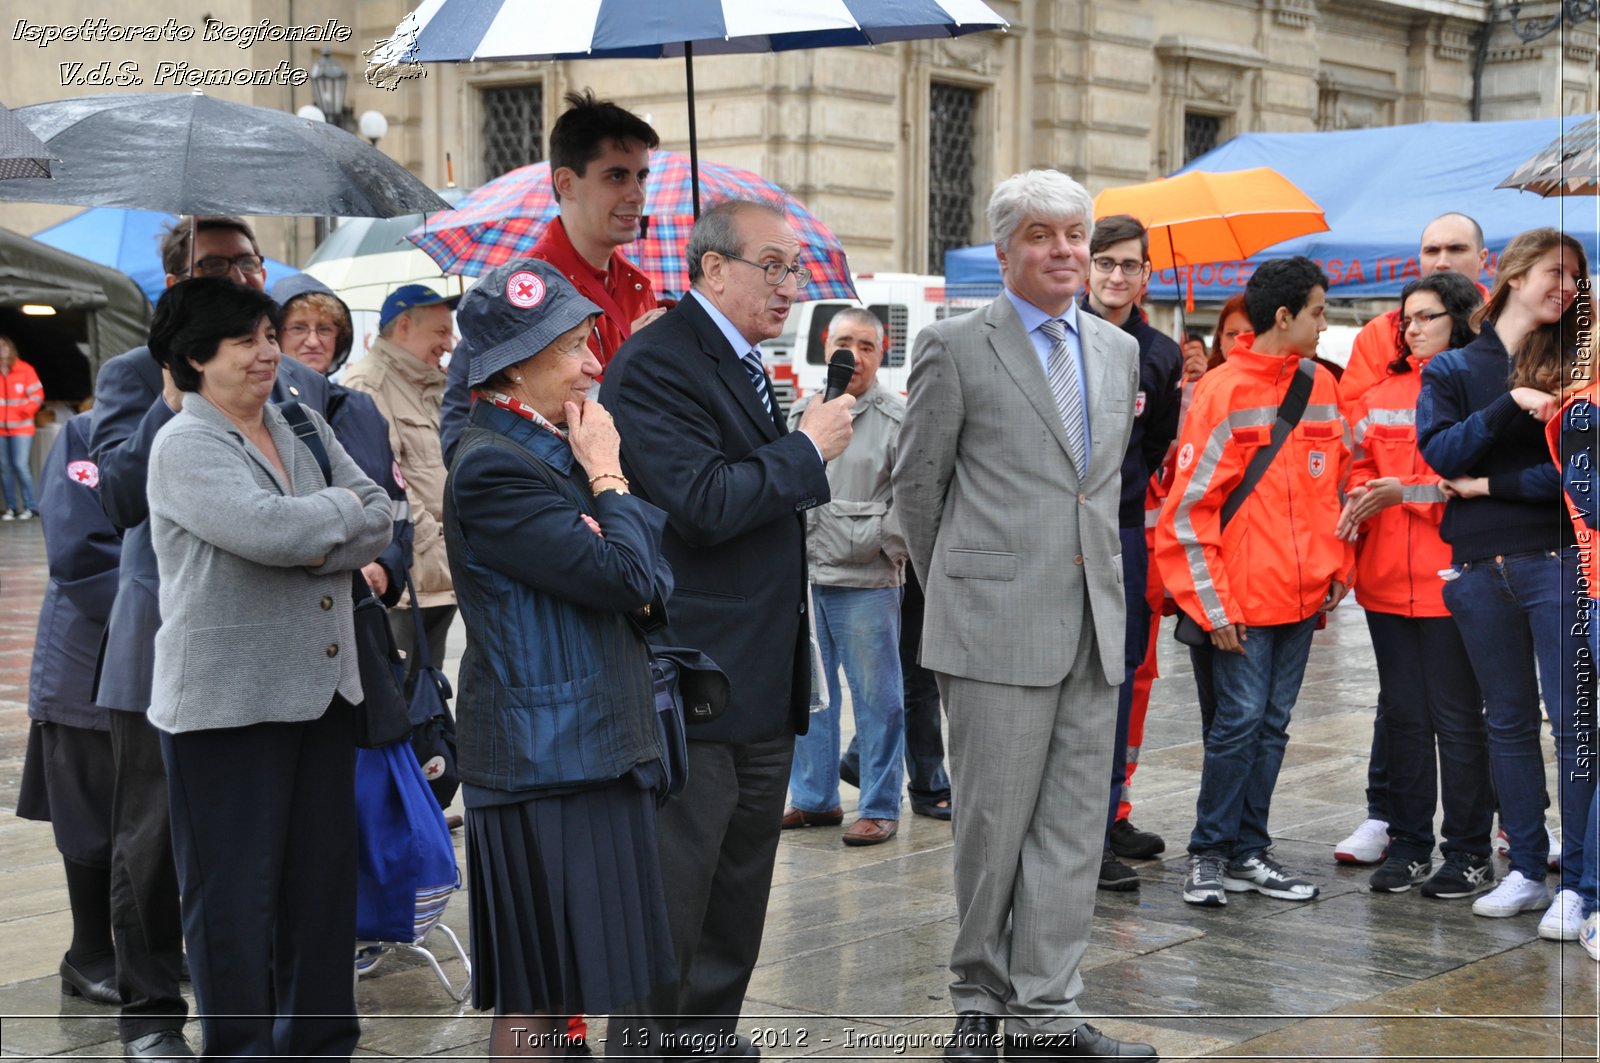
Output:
top-left (1368, 854), bottom-right (1431, 893)
top-left (945, 1012), bottom-right (1001, 1062)
top-left (1419, 852), bottom-right (1496, 899)
top-left (122, 1030), bottom-right (194, 1059)
top-left (1108, 818), bottom-right (1166, 860)
top-left (60, 953), bottom-right (121, 1006)
top-left (839, 759), bottom-right (860, 789)
top-left (912, 796), bottom-right (954, 820)
top-left (1007, 1024), bottom-right (1158, 1059)
top-left (1098, 849), bottom-right (1140, 891)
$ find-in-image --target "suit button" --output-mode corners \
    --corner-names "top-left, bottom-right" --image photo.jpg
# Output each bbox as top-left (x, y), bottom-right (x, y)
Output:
top-left (1078, 493), bottom-right (1088, 505)
top-left (320, 595), bottom-right (334, 610)
top-left (326, 643), bottom-right (339, 657)
top-left (1073, 555), bottom-right (1084, 566)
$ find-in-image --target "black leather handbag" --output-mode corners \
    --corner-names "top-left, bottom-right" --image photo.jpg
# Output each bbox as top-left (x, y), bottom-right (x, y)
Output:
top-left (279, 401), bottom-right (412, 747)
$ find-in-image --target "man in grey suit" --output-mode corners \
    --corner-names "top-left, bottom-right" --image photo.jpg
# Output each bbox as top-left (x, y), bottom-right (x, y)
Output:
top-left (895, 171), bottom-right (1158, 1062)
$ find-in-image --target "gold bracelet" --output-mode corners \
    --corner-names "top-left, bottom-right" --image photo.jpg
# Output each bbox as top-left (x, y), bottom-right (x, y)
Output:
top-left (595, 483), bottom-right (630, 497)
top-left (589, 472), bottom-right (628, 488)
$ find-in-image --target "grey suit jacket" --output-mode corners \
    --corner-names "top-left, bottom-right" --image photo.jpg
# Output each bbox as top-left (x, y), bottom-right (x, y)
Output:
top-left (893, 293), bottom-right (1139, 687)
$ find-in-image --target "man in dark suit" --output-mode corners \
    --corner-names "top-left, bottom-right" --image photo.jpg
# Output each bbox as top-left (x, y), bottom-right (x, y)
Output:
top-left (91, 216), bottom-right (327, 1062)
top-left (602, 200), bottom-right (855, 1059)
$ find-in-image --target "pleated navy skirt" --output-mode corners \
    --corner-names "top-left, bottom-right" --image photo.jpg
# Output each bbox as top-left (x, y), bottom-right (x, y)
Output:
top-left (17, 720), bottom-right (115, 866)
top-left (465, 768), bottom-right (676, 1016)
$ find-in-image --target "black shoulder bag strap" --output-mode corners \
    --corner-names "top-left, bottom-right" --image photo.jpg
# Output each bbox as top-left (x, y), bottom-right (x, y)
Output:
top-left (1218, 357), bottom-right (1318, 529)
top-left (277, 400), bottom-right (332, 483)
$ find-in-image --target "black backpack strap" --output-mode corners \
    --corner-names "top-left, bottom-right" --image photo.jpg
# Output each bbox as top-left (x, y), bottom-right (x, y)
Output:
top-left (276, 400), bottom-right (332, 485)
top-left (1218, 358), bottom-right (1318, 529)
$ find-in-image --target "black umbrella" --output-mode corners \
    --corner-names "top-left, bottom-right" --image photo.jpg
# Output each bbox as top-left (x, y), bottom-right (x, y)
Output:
top-left (0, 100), bottom-right (52, 180)
top-left (0, 91), bottom-right (447, 217)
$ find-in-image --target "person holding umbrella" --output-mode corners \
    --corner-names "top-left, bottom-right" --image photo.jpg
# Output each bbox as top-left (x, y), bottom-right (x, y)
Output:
top-left (441, 91), bottom-right (666, 462)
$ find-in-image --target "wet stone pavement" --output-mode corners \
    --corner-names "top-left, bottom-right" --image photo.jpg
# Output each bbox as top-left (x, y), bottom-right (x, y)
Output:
top-left (1, 518), bottom-right (1596, 1061)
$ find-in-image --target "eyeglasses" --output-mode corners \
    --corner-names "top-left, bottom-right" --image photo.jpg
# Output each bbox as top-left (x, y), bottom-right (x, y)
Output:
top-left (1091, 256), bottom-right (1147, 276)
top-left (721, 253), bottom-right (811, 289)
top-left (281, 323), bottom-right (340, 343)
top-left (1399, 310), bottom-right (1448, 330)
top-left (182, 254), bottom-right (265, 278)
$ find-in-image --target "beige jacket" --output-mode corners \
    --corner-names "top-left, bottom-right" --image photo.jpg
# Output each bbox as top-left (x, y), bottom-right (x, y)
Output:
top-left (788, 381), bottom-right (908, 589)
top-left (342, 336), bottom-right (454, 608)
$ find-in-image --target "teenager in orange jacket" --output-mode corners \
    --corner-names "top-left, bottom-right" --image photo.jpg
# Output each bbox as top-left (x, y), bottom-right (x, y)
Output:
top-left (1338, 272), bottom-right (1494, 897)
top-left (1155, 257), bottom-right (1354, 909)
top-left (0, 334), bottom-right (44, 520)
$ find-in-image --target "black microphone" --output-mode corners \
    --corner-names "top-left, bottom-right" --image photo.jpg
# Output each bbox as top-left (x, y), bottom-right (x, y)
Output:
top-left (822, 348), bottom-right (856, 402)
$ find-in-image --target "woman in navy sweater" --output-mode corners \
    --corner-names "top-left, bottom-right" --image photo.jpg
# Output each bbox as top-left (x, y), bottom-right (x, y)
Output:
top-left (1416, 227), bottom-right (1591, 939)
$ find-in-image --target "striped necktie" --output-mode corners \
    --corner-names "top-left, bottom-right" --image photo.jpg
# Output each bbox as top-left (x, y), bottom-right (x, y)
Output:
top-left (1039, 318), bottom-right (1089, 475)
top-left (742, 349), bottom-right (774, 418)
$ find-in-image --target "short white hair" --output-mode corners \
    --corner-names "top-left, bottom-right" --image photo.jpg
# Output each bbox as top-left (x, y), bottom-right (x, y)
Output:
top-left (827, 306), bottom-right (885, 344)
top-left (987, 170), bottom-right (1095, 250)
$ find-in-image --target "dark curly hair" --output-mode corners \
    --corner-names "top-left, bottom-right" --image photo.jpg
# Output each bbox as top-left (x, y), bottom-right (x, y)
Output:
top-left (148, 278), bottom-right (279, 392)
top-left (1390, 272), bottom-right (1482, 374)
top-left (1243, 257), bottom-right (1331, 335)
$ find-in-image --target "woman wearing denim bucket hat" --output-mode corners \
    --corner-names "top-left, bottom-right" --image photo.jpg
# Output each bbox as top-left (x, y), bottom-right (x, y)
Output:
top-left (442, 258), bottom-right (676, 1057)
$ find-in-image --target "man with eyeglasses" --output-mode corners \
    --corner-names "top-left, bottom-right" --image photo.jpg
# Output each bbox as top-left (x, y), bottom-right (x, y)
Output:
top-left (1079, 215), bottom-right (1183, 895)
top-left (603, 200), bottom-right (855, 1061)
top-left (88, 215), bottom-right (327, 1061)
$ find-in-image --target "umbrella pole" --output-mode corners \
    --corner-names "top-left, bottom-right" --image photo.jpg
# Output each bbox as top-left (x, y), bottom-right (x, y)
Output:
top-left (685, 43), bottom-right (701, 219)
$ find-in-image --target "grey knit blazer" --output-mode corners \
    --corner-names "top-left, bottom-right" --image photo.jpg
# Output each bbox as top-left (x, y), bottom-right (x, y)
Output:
top-left (146, 392), bottom-right (393, 733)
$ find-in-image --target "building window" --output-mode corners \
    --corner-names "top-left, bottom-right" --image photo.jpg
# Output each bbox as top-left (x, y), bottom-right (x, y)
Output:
top-left (482, 83), bottom-right (544, 179)
top-left (929, 82), bottom-right (979, 275)
top-left (1183, 111), bottom-right (1222, 164)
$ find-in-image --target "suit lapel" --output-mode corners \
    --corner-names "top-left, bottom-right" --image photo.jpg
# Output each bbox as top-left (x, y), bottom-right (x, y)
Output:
top-left (1080, 316), bottom-right (1118, 482)
top-left (986, 297), bottom-right (1075, 467)
top-left (681, 297), bottom-right (780, 443)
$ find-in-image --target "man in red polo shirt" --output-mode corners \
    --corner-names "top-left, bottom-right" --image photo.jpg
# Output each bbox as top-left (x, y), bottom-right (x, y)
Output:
top-left (441, 89), bottom-right (665, 460)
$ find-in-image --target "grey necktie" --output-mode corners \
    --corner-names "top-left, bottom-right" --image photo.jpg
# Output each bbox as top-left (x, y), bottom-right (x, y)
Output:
top-left (1040, 318), bottom-right (1089, 475)
top-left (742, 350), bottom-right (774, 417)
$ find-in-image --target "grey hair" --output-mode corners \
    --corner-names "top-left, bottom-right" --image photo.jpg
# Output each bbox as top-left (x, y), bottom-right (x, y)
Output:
top-left (827, 306), bottom-right (886, 345)
top-left (987, 170), bottom-right (1094, 250)
top-left (686, 199), bottom-right (787, 286)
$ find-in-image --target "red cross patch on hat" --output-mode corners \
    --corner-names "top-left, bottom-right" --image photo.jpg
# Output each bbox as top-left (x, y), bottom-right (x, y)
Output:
top-left (67, 460), bottom-right (99, 488)
top-left (506, 270), bottom-right (546, 309)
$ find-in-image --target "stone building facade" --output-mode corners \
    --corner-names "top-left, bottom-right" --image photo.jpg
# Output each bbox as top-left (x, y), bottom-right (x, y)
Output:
top-left (0, 0), bottom-right (1594, 277)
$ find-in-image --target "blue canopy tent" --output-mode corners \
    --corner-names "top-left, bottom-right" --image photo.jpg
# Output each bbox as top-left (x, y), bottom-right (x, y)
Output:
top-left (33, 207), bottom-right (297, 304)
top-left (945, 114), bottom-right (1598, 303)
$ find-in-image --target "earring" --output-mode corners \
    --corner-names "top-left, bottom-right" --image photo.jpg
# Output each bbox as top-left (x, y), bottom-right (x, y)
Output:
top-left (512, 374), bottom-right (523, 383)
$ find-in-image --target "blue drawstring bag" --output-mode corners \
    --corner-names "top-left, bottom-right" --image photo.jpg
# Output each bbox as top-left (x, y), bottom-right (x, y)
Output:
top-left (355, 739), bottom-right (459, 943)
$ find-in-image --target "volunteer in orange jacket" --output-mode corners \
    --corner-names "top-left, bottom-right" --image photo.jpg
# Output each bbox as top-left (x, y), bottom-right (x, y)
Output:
top-left (1155, 257), bottom-right (1354, 909)
top-left (1337, 272), bottom-right (1494, 898)
top-left (0, 333), bottom-right (44, 520)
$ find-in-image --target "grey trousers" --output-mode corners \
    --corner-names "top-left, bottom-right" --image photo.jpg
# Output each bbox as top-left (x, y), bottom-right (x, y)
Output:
top-left (939, 618), bottom-right (1115, 1036)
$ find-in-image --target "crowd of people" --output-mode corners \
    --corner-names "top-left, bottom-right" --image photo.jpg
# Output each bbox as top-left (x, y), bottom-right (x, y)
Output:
top-left (8, 86), bottom-right (1596, 1063)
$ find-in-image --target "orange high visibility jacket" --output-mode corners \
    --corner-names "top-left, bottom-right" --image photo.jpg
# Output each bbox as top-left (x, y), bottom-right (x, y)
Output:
top-left (1548, 381), bottom-right (1600, 600)
top-left (0, 357), bottom-right (43, 436)
top-left (1155, 336), bottom-right (1355, 631)
top-left (1345, 360), bottom-right (1451, 617)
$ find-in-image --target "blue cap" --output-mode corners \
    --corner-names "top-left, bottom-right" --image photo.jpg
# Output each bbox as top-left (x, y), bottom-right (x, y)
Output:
top-left (379, 283), bottom-right (460, 330)
top-left (457, 259), bottom-right (601, 389)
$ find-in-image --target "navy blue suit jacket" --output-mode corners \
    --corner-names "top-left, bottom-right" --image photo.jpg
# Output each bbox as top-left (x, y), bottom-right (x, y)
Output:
top-left (90, 346), bottom-right (328, 713)
top-left (600, 295), bottom-right (829, 744)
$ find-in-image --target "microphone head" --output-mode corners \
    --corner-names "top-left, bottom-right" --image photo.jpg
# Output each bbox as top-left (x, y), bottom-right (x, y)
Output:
top-left (824, 348), bottom-right (857, 399)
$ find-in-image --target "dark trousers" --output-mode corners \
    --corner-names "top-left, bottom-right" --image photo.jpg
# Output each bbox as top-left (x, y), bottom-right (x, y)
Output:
top-left (1363, 611), bottom-right (1493, 859)
top-left (391, 603), bottom-right (456, 688)
top-left (160, 698), bottom-right (360, 1062)
top-left (107, 710), bottom-right (186, 1042)
top-left (1189, 641), bottom-right (1218, 741)
top-left (1106, 527), bottom-right (1151, 838)
top-left (843, 571), bottom-right (952, 803)
top-left (1364, 691), bottom-right (1392, 821)
top-left (612, 735), bottom-right (794, 1061)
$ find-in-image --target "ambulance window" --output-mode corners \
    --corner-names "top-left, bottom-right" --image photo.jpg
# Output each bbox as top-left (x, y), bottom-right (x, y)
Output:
top-left (806, 304), bottom-right (846, 364)
top-left (876, 304), bottom-right (909, 367)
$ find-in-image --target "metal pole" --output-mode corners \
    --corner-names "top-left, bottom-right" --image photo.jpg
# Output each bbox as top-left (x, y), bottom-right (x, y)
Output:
top-left (685, 42), bottom-right (701, 218)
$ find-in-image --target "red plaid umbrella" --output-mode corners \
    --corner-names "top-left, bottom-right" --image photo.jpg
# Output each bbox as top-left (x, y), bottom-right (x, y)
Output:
top-left (407, 150), bottom-right (857, 301)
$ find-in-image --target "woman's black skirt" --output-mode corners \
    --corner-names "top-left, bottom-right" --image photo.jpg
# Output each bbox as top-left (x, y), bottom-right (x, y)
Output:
top-left (16, 720), bottom-right (114, 866)
top-left (466, 770), bottom-right (675, 1016)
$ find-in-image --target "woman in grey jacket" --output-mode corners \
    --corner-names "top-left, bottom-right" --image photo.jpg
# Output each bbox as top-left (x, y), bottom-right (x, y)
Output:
top-left (144, 278), bottom-right (392, 1062)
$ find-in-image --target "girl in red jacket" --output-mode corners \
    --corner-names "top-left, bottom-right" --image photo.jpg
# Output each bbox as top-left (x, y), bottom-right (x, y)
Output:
top-left (0, 334), bottom-right (43, 520)
top-left (1338, 272), bottom-right (1494, 897)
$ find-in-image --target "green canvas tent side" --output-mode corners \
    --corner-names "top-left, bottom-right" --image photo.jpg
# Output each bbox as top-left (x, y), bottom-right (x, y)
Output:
top-left (0, 226), bottom-right (150, 402)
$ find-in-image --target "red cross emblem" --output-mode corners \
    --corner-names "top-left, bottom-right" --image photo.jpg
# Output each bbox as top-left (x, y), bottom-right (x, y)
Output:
top-left (67, 460), bottom-right (99, 487)
top-left (1308, 451), bottom-right (1327, 478)
top-left (506, 270), bottom-right (545, 308)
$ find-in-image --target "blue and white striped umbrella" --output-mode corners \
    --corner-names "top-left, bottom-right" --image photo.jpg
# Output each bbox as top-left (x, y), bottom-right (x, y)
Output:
top-left (369, 0), bottom-right (1007, 67)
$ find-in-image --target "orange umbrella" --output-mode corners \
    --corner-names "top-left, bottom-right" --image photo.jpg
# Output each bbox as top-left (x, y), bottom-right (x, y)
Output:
top-left (1093, 167), bottom-right (1328, 309)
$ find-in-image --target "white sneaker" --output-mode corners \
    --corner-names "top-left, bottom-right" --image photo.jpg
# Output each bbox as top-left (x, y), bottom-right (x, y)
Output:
top-left (1471, 870), bottom-right (1551, 918)
top-left (1547, 825), bottom-right (1561, 870)
top-left (1538, 888), bottom-right (1584, 941)
top-left (1334, 818), bottom-right (1389, 864)
top-left (0, 509), bottom-right (13, 522)
top-left (1581, 912), bottom-right (1599, 962)
top-left (1493, 827), bottom-right (1510, 856)
top-left (16, 508), bottom-right (31, 520)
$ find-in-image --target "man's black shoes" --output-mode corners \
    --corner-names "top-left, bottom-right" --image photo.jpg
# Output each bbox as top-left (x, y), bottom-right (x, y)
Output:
top-left (1007, 1025), bottom-right (1158, 1059)
top-left (945, 1012), bottom-right (1001, 1062)
top-left (1108, 819), bottom-right (1166, 860)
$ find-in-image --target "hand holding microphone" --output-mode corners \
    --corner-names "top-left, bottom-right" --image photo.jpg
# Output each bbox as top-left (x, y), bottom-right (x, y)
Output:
top-left (798, 348), bottom-right (857, 461)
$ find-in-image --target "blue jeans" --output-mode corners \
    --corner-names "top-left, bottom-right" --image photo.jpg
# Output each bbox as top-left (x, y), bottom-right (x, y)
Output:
top-left (790, 585), bottom-right (906, 820)
top-left (0, 433), bottom-right (36, 512)
top-left (1444, 548), bottom-right (1594, 888)
top-left (1189, 616), bottom-right (1318, 859)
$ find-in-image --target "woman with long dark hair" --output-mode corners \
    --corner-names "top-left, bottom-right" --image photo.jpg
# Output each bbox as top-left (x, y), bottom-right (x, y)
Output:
top-left (1416, 227), bottom-right (1592, 938)
top-left (1339, 271), bottom-right (1493, 897)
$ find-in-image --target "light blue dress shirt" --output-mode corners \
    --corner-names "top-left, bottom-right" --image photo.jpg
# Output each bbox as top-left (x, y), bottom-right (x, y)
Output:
top-left (1004, 289), bottom-right (1092, 455)
top-left (689, 290), bottom-right (823, 463)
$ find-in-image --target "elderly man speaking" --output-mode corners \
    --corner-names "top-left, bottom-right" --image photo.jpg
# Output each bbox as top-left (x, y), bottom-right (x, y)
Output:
top-left (894, 170), bottom-right (1158, 1062)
